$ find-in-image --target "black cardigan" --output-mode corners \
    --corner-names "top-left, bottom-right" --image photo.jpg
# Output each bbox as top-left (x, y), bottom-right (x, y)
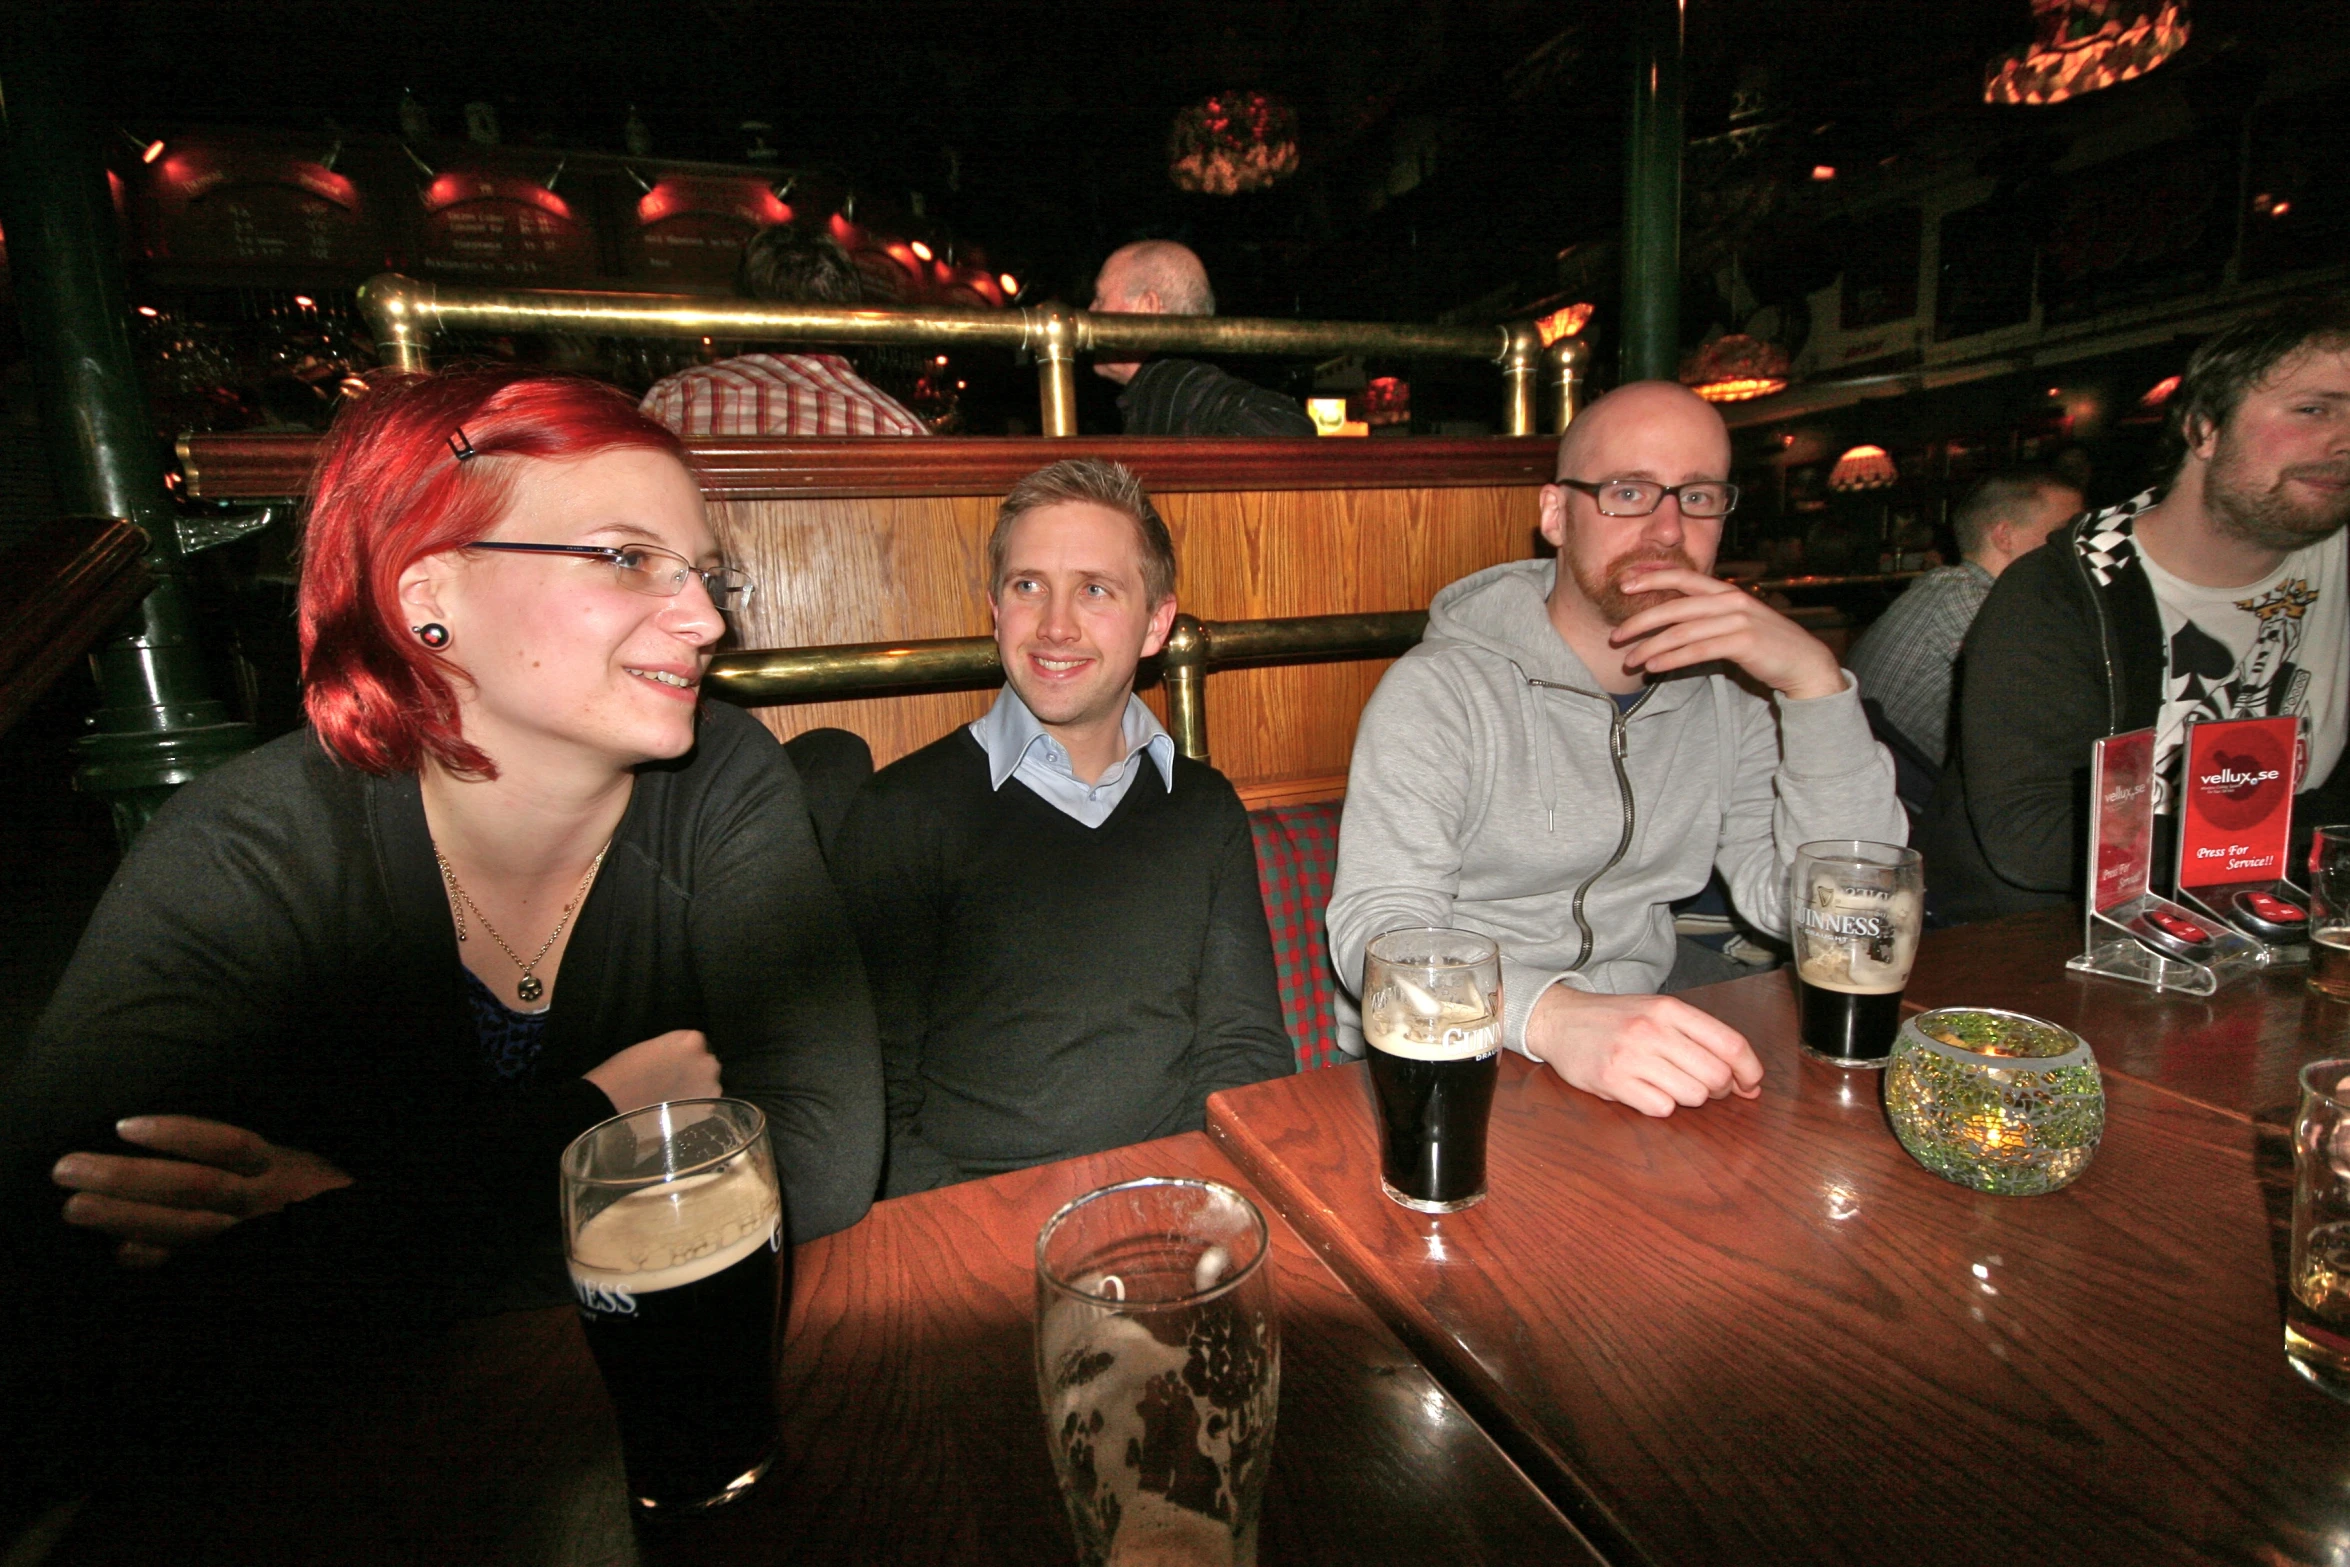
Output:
top-left (2, 702), bottom-right (882, 1350)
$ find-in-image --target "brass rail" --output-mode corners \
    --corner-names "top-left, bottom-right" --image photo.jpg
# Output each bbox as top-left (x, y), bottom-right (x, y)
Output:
top-left (704, 609), bottom-right (1428, 765)
top-left (355, 273), bottom-right (1587, 439)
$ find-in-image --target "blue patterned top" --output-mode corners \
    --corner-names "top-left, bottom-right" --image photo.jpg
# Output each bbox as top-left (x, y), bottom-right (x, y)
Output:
top-left (462, 967), bottom-right (550, 1085)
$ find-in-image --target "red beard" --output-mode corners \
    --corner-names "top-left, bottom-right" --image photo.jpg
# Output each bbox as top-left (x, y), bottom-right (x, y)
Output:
top-left (1574, 543), bottom-right (1701, 626)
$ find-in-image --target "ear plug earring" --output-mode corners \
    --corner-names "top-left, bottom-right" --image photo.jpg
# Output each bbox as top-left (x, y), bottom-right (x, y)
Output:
top-left (412, 623), bottom-right (451, 649)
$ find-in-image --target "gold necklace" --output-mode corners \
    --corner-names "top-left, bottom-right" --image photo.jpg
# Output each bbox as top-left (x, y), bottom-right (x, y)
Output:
top-left (432, 840), bottom-right (611, 1005)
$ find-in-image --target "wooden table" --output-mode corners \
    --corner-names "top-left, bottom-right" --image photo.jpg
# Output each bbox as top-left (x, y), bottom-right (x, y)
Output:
top-left (47, 1133), bottom-right (1585, 1566)
top-left (1206, 961), bottom-right (2350, 1567)
top-left (1907, 907), bottom-right (2350, 1123)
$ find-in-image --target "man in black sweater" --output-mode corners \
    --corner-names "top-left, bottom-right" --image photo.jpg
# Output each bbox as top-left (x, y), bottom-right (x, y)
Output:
top-left (1925, 295), bottom-right (2350, 921)
top-left (1089, 241), bottom-right (1317, 438)
top-left (830, 459), bottom-right (1294, 1196)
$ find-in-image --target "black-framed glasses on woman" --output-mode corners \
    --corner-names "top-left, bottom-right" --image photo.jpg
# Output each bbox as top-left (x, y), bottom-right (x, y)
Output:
top-left (1556, 477), bottom-right (1740, 519)
top-left (461, 542), bottom-right (755, 614)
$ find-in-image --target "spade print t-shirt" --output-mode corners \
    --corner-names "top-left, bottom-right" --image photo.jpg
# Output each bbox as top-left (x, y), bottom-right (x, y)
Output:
top-left (2139, 527), bottom-right (2346, 813)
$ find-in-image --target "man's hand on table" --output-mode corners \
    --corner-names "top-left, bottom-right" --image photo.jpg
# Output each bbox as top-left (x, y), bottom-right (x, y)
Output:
top-left (1524, 985), bottom-right (1764, 1117)
top-left (1608, 567), bottom-right (1845, 702)
top-left (52, 1116), bottom-right (354, 1268)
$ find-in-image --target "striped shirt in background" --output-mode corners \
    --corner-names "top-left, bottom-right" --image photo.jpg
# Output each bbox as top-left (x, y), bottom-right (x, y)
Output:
top-left (639, 353), bottom-right (929, 437)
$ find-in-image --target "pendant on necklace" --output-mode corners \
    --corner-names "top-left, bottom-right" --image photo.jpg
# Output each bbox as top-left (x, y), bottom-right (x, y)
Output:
top-left (516, 974), bottom-right (544, 1004)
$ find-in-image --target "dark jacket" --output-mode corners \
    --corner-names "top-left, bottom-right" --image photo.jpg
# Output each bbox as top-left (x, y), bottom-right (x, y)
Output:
top-left (1117, 357), bottom-right (1317, 437)
top-left (1923, 491), bottom-right (2350, 922)
top-left (3, 702), bottom-right (884, 1343)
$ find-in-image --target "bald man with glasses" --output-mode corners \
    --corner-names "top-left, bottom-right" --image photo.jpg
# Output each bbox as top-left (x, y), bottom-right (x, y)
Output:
top-left (1329, 381), bottom-right (1904, 1117)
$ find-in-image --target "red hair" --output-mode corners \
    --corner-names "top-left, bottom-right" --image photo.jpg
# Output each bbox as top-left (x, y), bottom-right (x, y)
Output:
top-left (298, 367), bottom-right (693, 777)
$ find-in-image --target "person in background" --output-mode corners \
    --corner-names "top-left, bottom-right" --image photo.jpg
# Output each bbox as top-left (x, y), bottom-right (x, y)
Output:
top-left (1925, 295), bottom-right (2350, 923)
top-left (830, 458), bottom-right (1293, 1195)
top-left (1089, 240), bottom-right (1317, 438)
top-left (640, 224), bottom-right (928, 437)
top-left (2, 367), bottom-right (883, 1501)
top-left (1329, 382), bottom-right (1904, 1118)
top-left (1848, 468), bottom-right (2084, 770)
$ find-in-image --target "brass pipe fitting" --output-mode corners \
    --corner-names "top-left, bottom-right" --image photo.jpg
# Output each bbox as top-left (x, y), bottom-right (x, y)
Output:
top-left (1498, 323), bottom-right (1542, 438)
top-left (1158, 613), bottom-right (1210, 763)
top-left (1025, 303), bottom-right (1080, 439)
top-left (1545, 338), bottom-right (1591, 435)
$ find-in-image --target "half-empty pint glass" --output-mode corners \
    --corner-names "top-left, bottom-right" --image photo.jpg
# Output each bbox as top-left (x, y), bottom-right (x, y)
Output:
top-left (562, 1098), bottom-right (786, 1515)
top-left (1363, 927), bottom-right (1502, 1212)
top-left (2310, 825), bottom-right (2350, 1002)
top-left (1791, 841), bottom-right (1924, 1067)
top-left (2290, 1060), bottom-right (2350, 1400)
top-left (1037, 1178), bottom-right (1279, 1567)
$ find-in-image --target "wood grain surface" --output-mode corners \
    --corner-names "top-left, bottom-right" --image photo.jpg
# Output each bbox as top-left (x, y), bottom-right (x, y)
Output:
top-left (708, 483), bottom-right (1541, 786)
top-left (177, 432), bottom-right (1561, 502)
top-left (1206, 967), bottom-right (2350, 1567)
top-left (1905, 908), bottom-right (2350, 1124)
top-left (680, 1132), bottom-right (1586, 1566)
top-left (50, 1134), bottom-right (1585, 1567)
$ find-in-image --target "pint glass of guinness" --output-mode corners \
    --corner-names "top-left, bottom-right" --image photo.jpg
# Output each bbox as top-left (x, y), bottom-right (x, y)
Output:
top-left (562, 1098), bottom-right (786, 1516)
top-left (1363, 928), bottom-right (1503, 1212)
top-left (1791, 841), bottom-right (1924, 1067)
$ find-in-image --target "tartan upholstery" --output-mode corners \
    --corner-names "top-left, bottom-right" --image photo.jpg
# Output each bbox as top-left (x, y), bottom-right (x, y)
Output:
top-left (1248, 801), bottom-right (1346, 1070)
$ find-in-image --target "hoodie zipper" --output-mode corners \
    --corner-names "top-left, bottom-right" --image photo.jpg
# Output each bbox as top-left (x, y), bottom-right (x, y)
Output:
top-left (1529, 680), bottom-right (1645, 972)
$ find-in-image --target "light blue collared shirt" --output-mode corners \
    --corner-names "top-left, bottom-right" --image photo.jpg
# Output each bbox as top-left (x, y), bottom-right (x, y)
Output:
top-left (969, 687), bottom-right (1176, 829)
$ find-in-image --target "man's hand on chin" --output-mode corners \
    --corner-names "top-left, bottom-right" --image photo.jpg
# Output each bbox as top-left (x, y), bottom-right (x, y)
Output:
top-left (1522, 984), bottom-right (1764, 1117)
top-left (1606, 567), bottom-right (1846, 702)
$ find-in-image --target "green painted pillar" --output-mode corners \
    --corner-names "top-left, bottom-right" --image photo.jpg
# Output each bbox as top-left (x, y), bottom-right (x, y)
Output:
top-left (1619, 0), bottom-right (1686, 384)
top-left (0, 16), bottom-right (251, 844)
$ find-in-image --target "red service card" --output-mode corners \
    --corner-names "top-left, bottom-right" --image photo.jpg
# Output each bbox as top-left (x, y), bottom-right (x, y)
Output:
top-left (2176, 716), bottom-right (2302, 889)
top-left (2086, 728), bottom-right (2157, 914)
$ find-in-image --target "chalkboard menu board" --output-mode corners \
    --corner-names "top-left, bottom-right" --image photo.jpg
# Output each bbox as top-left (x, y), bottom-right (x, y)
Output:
top-left (418, 170), bottom-right (595, 283)
top-left (623, 174), bottom-right (792, 290)
top-left (139, 140), bottom-right (377, 271)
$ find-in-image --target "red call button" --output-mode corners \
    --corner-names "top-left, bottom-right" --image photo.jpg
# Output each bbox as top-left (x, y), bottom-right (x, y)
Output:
top-left (2243, 891), bottom-right (2306, 923)
top-left (2147, 909), bottom-right (2211, 942)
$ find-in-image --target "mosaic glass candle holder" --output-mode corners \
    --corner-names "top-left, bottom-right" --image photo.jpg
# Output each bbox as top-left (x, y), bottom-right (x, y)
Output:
top-left (1884, 1008), bottom-right (2104, 1196)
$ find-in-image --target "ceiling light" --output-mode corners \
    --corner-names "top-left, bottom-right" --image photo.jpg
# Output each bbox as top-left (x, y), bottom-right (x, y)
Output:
top-left (1828, 445), bottom-right (1898, 491)
top-left (1984, 0), bottom-right (2190, 107)
top-left (1680, 334), bottom-right (1791, 403)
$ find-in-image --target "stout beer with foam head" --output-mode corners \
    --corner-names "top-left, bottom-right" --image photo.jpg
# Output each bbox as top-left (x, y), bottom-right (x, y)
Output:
top-left (563, 1099), bottom-right (786, 1515)
top-left (1363, 928), bottom-right (1502, 1212)
top-left (1790, 841), bottom-right (1923, 1066)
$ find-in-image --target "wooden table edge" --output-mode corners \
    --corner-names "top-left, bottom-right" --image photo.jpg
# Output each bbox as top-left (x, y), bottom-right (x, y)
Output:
top-left (1204, 1100), bottom-right (1662, 1567)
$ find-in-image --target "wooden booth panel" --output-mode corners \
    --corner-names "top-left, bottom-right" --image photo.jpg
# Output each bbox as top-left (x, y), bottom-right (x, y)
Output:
top-left (710, 484), bottom-right (1542, 791)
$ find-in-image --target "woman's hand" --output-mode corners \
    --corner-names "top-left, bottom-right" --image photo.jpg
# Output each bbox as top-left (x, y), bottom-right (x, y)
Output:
top-left (51, 1116), bottom-right (356, 1268)
top-left (585, 1029), bottom-right (722, 1114)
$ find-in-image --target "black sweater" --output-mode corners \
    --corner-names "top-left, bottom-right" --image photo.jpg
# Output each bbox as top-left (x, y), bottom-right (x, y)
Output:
top-left (830, 729), bottom-right (1293, 1197)
top-left (3, 702), bottom-right (883, 1354)
top-left (1923, 498), bottom-right (2350, 922)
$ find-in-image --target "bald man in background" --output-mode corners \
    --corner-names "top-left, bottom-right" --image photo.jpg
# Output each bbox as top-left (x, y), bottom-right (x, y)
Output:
top-left (1089, 241), bottom-right (1316, 437)
top-left (1329, 381), bottom-right (1904, 1116)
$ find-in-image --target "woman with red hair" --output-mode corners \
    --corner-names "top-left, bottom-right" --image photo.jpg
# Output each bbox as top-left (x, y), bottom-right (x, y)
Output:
top-left (4, 369), bottom-right (881, 1458)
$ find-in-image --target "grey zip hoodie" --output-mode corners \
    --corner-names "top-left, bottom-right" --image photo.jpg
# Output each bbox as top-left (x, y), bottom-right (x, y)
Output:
top-left (1329, 559), bottom-right (1905, 1056)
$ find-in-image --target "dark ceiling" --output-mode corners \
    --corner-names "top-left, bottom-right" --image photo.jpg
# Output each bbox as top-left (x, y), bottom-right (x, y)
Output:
top-left (88, 0), bottom-right (2329, 330)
